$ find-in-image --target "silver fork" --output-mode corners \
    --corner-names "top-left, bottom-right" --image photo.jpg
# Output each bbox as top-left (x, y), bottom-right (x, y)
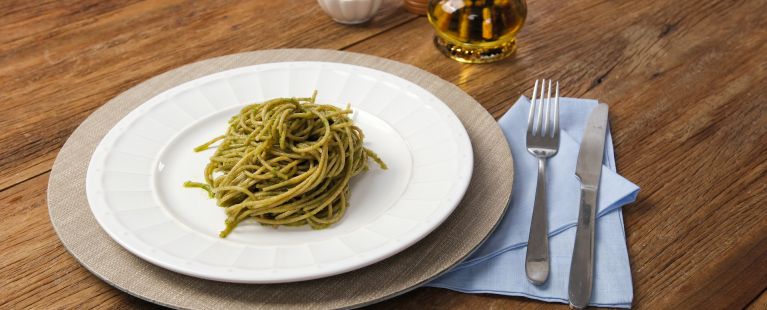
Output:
top-left (525, 79), bottom-right (560, 285)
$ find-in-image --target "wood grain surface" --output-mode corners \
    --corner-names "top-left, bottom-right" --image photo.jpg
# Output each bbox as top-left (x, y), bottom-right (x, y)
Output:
top-left (2, 0), bottom-right (766, 309)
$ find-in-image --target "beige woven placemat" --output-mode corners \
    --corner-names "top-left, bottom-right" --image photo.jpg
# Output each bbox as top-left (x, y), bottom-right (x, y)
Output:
top-left (48, 49), bottom-right (513, 309)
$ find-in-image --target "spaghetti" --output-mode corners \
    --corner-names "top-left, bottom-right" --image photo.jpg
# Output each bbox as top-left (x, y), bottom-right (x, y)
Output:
top-left (185, 92), bottom-right (386, 237)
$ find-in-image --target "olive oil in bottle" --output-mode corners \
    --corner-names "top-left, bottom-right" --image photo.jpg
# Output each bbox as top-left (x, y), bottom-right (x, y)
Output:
top-left (428, 0), bottom-right (527, 63)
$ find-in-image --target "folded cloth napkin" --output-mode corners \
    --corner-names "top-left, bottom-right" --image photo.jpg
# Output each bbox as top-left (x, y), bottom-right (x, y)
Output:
top-left (426, 96), bottom-right (640, 308)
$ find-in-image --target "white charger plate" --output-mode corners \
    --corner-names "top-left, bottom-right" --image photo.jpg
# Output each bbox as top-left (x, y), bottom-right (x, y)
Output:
top-left (86, 61), bottom-right (473, 283)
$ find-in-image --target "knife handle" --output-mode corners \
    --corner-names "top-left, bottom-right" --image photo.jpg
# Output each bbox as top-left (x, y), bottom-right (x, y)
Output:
top-left (525, 157), bottom-right (549, 285)
top-left (569, 187), bottom-right (598, 309)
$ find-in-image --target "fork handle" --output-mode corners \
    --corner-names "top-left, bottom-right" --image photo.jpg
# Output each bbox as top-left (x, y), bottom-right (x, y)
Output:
top-left (525, 157), bottom-right (549, 285)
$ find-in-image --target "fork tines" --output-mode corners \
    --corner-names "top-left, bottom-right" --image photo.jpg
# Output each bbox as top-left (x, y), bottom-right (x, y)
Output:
top-left (527, 79), bottom-right (560, 138)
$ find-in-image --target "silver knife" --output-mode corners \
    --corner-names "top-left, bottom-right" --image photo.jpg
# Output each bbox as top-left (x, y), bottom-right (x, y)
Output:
top-left (568, 103), bottom-right (609, 309)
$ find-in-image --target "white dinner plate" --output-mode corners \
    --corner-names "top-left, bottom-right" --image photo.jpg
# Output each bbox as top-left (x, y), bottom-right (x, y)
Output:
top-left (86, 61), bottom-right (473, 283)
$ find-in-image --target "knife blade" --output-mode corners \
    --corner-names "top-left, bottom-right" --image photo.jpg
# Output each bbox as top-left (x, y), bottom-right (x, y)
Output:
top-left (569, 103), bottom-right (609, 309)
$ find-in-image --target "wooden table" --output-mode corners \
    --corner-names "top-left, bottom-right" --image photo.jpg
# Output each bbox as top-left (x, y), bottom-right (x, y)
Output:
top-left (2, 0), bottom-right (766, 308)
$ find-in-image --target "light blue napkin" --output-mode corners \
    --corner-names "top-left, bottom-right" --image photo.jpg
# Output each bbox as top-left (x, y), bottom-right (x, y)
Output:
top-left (426, 97), bottom-right (640, 308)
